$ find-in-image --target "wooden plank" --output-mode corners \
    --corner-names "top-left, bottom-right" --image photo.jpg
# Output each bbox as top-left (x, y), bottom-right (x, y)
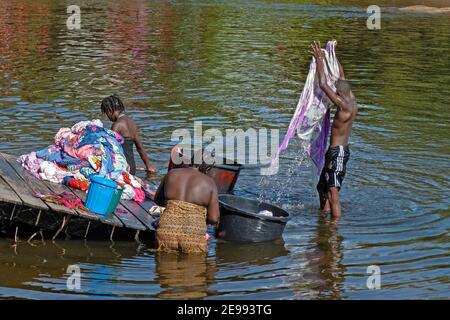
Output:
top-left (0, 155), bottom-right (48, 210)
top-left (1, 153), bottom-right (138, 231)
top-left (140, 178), bottom-right (160, 219)
top-left (0, 154), bottom-right (75, 231)
top-left (145, 179), bottom-right (159, 190)
top-left (138, 198), bottom-right (160, 219)
top-left (114, 202), bottom-right (146, 231)
top-left (120, 199), bottom-right (155, 231)
top-left (0, 176), bottom-right (22, 205)
top-left (1, 153), bottom-right (105, 225)
top-left (1, 153), bottom-right (78, 216)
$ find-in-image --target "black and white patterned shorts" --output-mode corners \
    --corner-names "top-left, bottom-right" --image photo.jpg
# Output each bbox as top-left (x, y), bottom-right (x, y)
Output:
top-left (317, 145), bottom-right (350, 192)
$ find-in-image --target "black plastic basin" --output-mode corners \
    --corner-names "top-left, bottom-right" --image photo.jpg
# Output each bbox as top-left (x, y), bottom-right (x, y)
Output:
top-left (217, 195), bottom-right (291, 243)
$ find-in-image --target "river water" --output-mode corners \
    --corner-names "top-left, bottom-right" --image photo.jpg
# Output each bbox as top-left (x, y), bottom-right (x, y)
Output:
top-left (0, 0), bottom-right (449, 299)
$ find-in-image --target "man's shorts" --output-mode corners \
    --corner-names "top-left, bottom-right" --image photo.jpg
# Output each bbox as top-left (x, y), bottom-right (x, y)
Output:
top-left (317, 145), bottom-right (350, 193)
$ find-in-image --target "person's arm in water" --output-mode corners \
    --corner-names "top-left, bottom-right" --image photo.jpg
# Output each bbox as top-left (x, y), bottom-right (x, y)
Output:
top-left (311, 41), bottom-right (350, 111)
top-left (206, 185), bottom-right (220, 226)
top-left (154, 175), bottom-right (167, 206)
top-left (134, 131), bottom-right (156, 173)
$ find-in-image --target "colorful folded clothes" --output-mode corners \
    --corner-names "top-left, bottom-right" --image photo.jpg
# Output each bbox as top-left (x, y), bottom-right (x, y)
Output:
top-left (20, 119), bottom-right (145, 202)
top-left (63, 176), bottom-right (89, 191)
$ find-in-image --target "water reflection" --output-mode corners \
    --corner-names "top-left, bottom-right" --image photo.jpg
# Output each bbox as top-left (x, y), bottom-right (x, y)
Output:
top-left (311, 215), bottom-right (345, 299)
top-left (285, 214), bottom-right (345, 300)
top-left (155, 252), bottom-right (217, 299)
top-left (0, 240), bottom-right (137, 297)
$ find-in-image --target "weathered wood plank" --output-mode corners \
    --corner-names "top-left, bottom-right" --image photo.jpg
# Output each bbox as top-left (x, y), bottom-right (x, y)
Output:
top-left (0, 155), bottom-right (48, 210)
top-left (114, 202), bottom-right (146, 231)
top-left (140, 178), bottom-right (160, 219)
top-left (120, 199), bottom-right (155, 231)
top-left (99, 212), bottom-right (124, 228)
top-left (0, 153), bottom-right (103, 224)
top-left (0, 152), bottom-right (160, 239)
top-left (0, 155), bottom-right (72, 231)
top-left (1, 153), bottom-right (78, 216)
top-left (137, 198), bottom-right (160, 219)
top-left (0, 176), bottom-right (22, 205)
top-left (145, 179), bottom-right (159, 190)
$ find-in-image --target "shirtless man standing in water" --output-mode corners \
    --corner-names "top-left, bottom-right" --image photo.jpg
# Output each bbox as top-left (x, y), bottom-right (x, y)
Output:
top-left (311, 41), bottom-right (358, 219)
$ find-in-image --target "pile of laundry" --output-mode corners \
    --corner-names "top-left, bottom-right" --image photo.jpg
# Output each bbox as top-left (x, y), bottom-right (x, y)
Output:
top-left (19, 119), bottom-right (145, 202)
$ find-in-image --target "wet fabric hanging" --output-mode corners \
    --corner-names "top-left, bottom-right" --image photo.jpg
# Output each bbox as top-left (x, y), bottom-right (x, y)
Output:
top-left (272, 40), bottom-right (341, 175)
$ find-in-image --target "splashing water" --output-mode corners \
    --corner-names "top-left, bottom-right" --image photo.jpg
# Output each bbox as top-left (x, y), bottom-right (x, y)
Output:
top-left (257, 147), bottom-right (311, 213)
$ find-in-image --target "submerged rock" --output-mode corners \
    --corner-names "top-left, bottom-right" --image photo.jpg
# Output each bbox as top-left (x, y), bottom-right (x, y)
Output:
top-left (399, 5), bottom-right (450, 15)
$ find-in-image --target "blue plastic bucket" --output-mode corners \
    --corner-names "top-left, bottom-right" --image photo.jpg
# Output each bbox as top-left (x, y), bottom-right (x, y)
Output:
top-left (85, 176), bottom-right (120, 215)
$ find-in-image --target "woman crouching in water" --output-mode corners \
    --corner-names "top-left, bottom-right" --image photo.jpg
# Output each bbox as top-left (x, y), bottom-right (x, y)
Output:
top-left (153, 151), bottom-right (220, 253)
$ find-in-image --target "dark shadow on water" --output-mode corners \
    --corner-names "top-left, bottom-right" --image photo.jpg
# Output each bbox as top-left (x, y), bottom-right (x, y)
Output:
top-left (215, 240), bottom-right (289, 265)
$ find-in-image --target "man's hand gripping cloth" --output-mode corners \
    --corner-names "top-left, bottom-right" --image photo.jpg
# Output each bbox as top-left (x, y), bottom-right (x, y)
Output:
top-left (269, 40), bottom-right (341, 175)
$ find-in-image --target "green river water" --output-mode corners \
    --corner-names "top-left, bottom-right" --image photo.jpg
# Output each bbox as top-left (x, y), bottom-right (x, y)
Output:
top-left (0, 0), bottom-right (448, 299)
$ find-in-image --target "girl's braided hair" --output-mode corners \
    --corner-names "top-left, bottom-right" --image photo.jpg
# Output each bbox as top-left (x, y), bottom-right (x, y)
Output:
top-left (101, 94), bottom-right (125, 114)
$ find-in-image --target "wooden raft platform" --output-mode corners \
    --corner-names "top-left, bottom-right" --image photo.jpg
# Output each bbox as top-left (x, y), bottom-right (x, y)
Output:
top-left (0, 152), bottom-right (159, 241)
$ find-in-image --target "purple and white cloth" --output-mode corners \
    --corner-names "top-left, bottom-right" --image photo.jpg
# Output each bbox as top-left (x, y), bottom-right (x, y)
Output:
top-left (272, 40), bottom-right (341, 175)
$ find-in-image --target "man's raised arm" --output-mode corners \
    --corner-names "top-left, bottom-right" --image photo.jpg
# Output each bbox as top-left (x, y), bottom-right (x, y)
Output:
top-left (310, 41), bottom-right (347, 110)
